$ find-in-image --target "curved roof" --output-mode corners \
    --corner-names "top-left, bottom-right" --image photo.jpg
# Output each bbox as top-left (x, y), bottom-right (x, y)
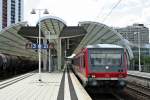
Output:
top-left (0, 22), bottom-right (38, 59)
top-left (40, 16), bottom-right (67, 25)
top-left (39, 16), bottom-right (67, 36)
top-left (38, 16), bottom-right (67, 49)
top-left (74, 21), bottom-right (133, 59)
top-left (86, 44), bottom-right (123, 49)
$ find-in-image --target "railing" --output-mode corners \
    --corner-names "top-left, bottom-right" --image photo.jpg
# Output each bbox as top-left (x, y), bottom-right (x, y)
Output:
top-left (129, 64), bottom-right (150, 73)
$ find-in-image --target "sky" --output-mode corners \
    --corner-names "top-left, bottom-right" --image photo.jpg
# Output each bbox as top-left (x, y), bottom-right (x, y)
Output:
top-left (24, 0), bottom-right (150, 28)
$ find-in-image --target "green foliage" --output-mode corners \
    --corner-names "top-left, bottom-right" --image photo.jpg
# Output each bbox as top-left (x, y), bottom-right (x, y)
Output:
top-left (133, 56), bottom-right (150, 64)
top-left (143, 56), bottom-right (150, 64)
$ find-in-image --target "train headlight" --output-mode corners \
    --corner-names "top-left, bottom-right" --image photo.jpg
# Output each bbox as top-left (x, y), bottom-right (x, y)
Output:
top-left (118, 80), bottom-right (126, 87)
top-left (91, 75), bottom-right (96, 78)
top-left (105, 66), bottom-right (109, 69)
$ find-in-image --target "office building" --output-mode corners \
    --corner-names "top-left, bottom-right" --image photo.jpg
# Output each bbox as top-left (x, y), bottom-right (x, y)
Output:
top-left (115, 24), bottom-right (149, 46)
top-left (0, 0), bottom-right (23, 30)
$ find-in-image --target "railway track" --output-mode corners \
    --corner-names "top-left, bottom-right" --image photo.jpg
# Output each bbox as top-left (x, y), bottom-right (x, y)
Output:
top-left (77, 75), bottom-right (150, 100)
top-left (111, 92), bottom-right (125, 100)
top-left (0, 71), bottom-right (35, 89)
top-left (88, 92), bottom-right (127, 100)
top-left (72, 68), bottom-right (127, 100)
top-left (90, 93), bottom-right (118, 100)
top-left (125, 81), bottom-right (150, 100)
top-left (86, 86), bottom-right (127, 100)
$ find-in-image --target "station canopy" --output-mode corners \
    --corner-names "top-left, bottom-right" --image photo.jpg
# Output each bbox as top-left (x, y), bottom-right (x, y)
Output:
top-left (0, 17), bottom-right (133, 60)
top-left (0, 22), bottom-right (38, 59)
top-left (73, 21), bottom-right (133, 59)
top-left (40, 16), bottom-right (66, 40)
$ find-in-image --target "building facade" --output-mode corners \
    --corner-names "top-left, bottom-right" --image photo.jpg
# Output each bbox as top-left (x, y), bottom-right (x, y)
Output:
top-left (115, 24), bottom-right (149, 46)
top-left (0, 0), bottom-right (23, 30)
top-left (115, 24), bottom-right (150, 57)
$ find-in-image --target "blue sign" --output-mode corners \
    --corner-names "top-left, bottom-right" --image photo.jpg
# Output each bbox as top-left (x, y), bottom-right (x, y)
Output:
top-left (38, 44), bottom-right (41, 49)
top-left (42, 44), bottom-right (48, 49)
top-left (26, 43), bottom-right (54, 49)
top-left (32, 43), bottom-right (38, 49)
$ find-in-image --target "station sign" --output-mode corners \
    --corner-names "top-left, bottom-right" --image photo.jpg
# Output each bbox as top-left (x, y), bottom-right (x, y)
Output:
top-left (26, 42), bottom-right (54, 49)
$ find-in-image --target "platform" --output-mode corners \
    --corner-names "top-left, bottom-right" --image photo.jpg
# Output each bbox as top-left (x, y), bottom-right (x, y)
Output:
top-left (128, 71), bottom-right (150, 79)
top-left (0, 69), bottom-right (91, 100)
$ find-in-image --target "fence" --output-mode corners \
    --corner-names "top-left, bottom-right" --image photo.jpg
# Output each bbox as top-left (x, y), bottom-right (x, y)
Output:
top-left (129, 64), bottom-right (150, 73)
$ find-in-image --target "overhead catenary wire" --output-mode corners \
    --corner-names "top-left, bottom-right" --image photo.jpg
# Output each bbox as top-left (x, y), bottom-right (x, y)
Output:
top-left (80, 0), bottom-right (122, 43)
top-left (74, 0), bottom-right (123, 54)
top-left (101, 0), bottom-right (122, 23)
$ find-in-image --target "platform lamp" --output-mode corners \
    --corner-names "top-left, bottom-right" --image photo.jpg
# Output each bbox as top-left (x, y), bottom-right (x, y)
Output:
top-left (134, 31), bottom-right (141, 72)
top-left (31, 9), bottom-right (49, 81)
top-left (48, 31), bottom-right (51, 72)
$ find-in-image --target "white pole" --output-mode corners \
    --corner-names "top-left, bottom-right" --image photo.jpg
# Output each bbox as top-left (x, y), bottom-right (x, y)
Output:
top-left (38, 10), bottom-right (42, 81)
top-left (65, 39), bottom-right (67, 57)
top-left (31, 9), bottom-right (49, 81)
top-left (67, 39), bottom-right (69, 49)
top-left (49, 32), bottom-right (51, 72)
top-left (138, 32), bottom-right (141, 72)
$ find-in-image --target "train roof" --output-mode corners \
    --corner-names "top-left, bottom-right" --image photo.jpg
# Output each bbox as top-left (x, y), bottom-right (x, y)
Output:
top-left (86, 44), bottom-right (123, 49)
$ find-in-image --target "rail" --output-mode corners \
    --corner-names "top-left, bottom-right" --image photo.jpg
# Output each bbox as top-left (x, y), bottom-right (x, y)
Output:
top-left (127, 72), bottom-right (150, 88)
top-left (111, 92), bottom-right (125, 100)
top-left (125, 81), bottom-right (150, 100)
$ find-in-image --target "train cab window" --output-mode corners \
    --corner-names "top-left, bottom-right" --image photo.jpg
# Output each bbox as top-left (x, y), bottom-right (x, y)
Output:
top-left (90, 53), bottom-right (122, 66)
top-left (106, 54), bottom-right (121, 65)
top-left (90, 54), bottom-right (105, 66)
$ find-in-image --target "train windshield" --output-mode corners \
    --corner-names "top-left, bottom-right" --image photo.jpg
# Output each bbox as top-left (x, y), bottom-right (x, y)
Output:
top-left (88, 48), bottom-right (124, 71)
top-left (90, 53), bottom-right (121, 66)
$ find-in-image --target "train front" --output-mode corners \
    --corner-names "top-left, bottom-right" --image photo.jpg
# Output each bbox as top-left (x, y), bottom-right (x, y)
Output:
top-left (86, 45), bottom-right (128, 89)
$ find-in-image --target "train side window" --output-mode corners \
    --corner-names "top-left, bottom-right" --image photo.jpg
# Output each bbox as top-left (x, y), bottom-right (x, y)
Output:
top-left (80, 56), bottom-right (81, 67)
top-left (83, 55), bottom-right (85, 68)
top-left (81, 55), bottom-right (82, 67)
top-left (77, 57), bottom-right (79, 66)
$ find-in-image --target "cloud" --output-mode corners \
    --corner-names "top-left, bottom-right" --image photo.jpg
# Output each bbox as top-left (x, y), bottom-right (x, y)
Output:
top-left (24, 0), bottom-right (119, 25)
top-left (141, 7), bottom-right (150, 24)
top-left (24, 0), bottom-right (41, 26)
top-left (24, 0), bottom-right (150, 28)
top-left (97, 0), bottom-right (150, 27)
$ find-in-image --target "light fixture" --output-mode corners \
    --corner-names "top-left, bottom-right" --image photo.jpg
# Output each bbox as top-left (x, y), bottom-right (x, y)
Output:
top-left (43, 9), bottom-right (49, 14)
top-left (31, 9), bottom-right (36, 14)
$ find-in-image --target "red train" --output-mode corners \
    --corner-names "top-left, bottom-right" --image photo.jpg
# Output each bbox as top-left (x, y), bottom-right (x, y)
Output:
top-left (72, 44), bottom-right (128, 89)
